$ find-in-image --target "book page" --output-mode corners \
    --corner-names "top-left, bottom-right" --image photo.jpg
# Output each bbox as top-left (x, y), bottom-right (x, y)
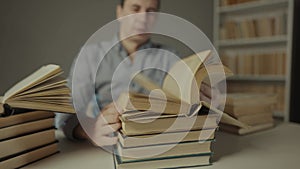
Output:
top-left (132, 74), bottom-right (180, 101)
top-left (15, 76), bottom-right (66, 96)
top-left (162, 50), bottom-right (211, 104)
top-left (2, 64), bottom-right (62, 103)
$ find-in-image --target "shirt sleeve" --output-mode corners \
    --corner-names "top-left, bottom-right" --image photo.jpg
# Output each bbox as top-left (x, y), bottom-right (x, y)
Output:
top-left (55, 113), bottom-right (79, 141)
top-left (55, 45), bottom-right (99, 141)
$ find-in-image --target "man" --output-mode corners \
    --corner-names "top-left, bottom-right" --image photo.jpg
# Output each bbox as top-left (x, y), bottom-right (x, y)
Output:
top-left (56, 0), bottom-right (220, 147)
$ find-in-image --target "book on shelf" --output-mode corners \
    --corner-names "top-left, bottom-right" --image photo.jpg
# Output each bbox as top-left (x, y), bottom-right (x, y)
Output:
top-left (0, 129), bottom-right (56, 160)
top-left (0, 64), bottom-right (75, 116)
top-left (221, 49), bottom-right (287, 77)
top-left (220, 0), bottom-right (258, 6)
top-left (118, 128), bottom-right (216, 148)
top-left (0, 142), bottom-right (59, 169)
top-left (219, 11), bottom-right (287, 40)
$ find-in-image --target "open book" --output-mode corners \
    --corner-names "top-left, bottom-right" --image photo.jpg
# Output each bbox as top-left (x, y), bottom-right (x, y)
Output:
top-left (0, 64), bottom-right (75, 116)
top-left (117, 50), bottom-right (247, 128)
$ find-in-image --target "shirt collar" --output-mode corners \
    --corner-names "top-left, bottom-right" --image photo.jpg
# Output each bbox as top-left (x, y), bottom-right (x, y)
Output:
top-left (112, 35), bottom-right (154, 59)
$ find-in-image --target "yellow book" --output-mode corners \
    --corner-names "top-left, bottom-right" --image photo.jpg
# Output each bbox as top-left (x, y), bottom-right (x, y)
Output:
top-left (117, 140), bottom-right (213, 162)
top-left (117, 50), bottom-right (247, 130)
top-left (0, 118), bottom-right (55, 140)
top-left (0, 129), bottom-right (56, 159)
top-left (118, 128), bottom-right (216, 148)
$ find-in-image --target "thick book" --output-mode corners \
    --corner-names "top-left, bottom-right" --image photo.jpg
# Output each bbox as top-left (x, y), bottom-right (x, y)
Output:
top-left (0, 129), bottom-right (56, 159)
top-left (0, 110), bottom-right (55, 128)
top-left (113, 152), bottom-right (211, 169)
top-left (116, 140), bottom-right (213, 162)
top-left (0, 118), bottom-right (54, 140)
top-left (0, 64), bottom-right (75, 116)
top-left (117, 50), bottom-right (247, 129)
top-left (0, 142), bottom-right (59, 169)
top-left (120, 111), bottom-right (218, 136)
top-left (235, 112), bottom-right (274, 126)
top-left (0, 111), bottom-right (55, 128)
top-left (118, 50), bottom-right (233, 116)
top-left (118, 128), bottom-right (216, 148)
top-left (220, 122), bottom-right (274, 135)
top-left (224, 93), bottom-right (277, 117)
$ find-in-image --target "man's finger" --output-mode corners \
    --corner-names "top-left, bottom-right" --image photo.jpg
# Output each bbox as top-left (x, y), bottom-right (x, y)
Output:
top-left (200, 92), bottom-right (211, 103)
top-left (200, 83), bottom-right (212, 98)
top-left (103, 102), bottom-right (123, 113)
top-left (100, 113), bottom-right (120, 124)
top-left (102, 102), bottom-right (114, 111)
top-left (100, 123), bottom-right (121, 135)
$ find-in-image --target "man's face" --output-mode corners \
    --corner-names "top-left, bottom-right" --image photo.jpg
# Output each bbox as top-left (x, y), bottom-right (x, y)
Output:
top-left (117, 0), bottom-right (159, 44)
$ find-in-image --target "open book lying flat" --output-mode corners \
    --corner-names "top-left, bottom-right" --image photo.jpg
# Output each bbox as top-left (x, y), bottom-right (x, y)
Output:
top-left (117, 49), bottom-right (247, 128)
top-left (0, 64), bottom-right (75, 116)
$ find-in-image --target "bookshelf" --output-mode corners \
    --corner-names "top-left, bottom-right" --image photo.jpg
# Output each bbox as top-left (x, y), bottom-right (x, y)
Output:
top-left (213, 0), bottom-right (294, 121)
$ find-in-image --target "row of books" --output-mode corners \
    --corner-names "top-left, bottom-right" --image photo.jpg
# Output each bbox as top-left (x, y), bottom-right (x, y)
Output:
top-left (0, 64), bottom-right (75, 168)
top-left (219, 0), bottom-right (258, 6)
top-left (221, 93), bottom-right (276, 135)
top-left (0, 111), bottom-right (58, 169)
top-left (221, 49), bottom-right (286, 76)
top-left (219, 11), bottom-right (287, 40)
top-left (228, 82), bottom-right (285, 114)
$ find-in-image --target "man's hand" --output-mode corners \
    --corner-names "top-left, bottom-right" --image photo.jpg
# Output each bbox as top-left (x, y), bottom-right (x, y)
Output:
top-left (200, 82), bottom-right (225, 110)
top-left (89, 102), bottom-right (123, 147)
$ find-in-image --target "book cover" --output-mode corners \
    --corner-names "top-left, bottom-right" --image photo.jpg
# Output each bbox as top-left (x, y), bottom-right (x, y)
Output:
top-left (0, 129), bottom-right (56, 159)
top-left (118, 128), bottom-right (216, 148)
top-left (0, 118), bottom-right (55, 140)
top-left (0, 142), bottom-right (59, 169)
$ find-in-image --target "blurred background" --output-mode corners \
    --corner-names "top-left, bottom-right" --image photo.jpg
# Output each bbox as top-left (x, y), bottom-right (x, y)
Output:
top-left (0, 0), bottom-right (299, 123)
top-left (0, 0), bottom-right (213, 94)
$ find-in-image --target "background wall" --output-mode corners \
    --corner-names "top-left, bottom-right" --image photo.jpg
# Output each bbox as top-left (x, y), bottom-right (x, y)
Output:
top-left (0, 0), bottom-right (213, 95)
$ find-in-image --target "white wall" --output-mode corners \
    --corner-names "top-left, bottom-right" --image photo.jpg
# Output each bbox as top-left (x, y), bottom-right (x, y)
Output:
top-left (0, 0), bottom-right (213, 94)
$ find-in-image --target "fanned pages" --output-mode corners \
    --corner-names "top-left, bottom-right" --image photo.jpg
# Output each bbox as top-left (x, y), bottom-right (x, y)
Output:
top-left (0, 64), bottom-right (75, 115)
top-left (2, 64), bottom-right (61, 102)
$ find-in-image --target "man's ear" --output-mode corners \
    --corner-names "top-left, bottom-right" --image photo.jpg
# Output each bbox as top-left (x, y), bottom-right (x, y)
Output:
top-left (116, 5), bottom-right (123, 20)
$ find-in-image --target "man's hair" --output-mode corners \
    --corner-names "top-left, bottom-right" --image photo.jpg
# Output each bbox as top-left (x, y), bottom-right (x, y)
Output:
top-left (119, 0), bottom-right (160, 9)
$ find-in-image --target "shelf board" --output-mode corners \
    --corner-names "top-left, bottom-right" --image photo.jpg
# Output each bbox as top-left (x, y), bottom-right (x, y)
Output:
top-left (217, 36), bottom-right (287, 47)
top-left (218, 0), bottom-right (288, 13)
top-left (227, 75), bottom-right (286, 82)
top-left (273, 111), bottom-right (285, 119)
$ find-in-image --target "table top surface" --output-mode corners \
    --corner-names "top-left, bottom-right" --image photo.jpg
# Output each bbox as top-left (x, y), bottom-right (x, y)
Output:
top-left (23, 122), bottom-right (300, 169)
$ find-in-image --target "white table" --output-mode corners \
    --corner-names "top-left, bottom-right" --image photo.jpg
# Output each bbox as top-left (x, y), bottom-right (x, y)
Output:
top-left (24, 122), bottom-right (300, 169)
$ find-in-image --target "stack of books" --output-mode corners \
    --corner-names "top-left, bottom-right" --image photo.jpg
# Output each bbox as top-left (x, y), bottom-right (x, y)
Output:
top-left (220, 93), bottom-right (277, 135)
top-left (112, 50), bottom-right (242, 168)
top-left (0, 64), bottom-right (75, 168)
top-left (113, 107), bottom-right (219, 169)
top-left (0, 111), bottom-right (58, 169)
